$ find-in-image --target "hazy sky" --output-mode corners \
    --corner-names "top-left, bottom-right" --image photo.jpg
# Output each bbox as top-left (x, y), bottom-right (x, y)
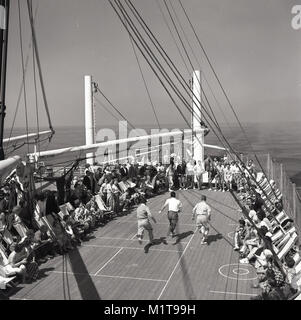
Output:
top-left (5, 0), bottom-right (301, 131)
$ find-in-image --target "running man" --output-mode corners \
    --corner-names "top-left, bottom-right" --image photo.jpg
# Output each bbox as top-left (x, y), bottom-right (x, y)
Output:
top-left (136, 198), bottom-right (157, 245)
top-left (159, 191), bottom-right (182, 239)
top-left (192, 195), bottom-right (211, 244)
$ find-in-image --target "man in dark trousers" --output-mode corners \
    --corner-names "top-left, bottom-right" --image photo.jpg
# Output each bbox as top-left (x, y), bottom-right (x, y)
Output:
top-left (159, 191), bottom-right (183, 240)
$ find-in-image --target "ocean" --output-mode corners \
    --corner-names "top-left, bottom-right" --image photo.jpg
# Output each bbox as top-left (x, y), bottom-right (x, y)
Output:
top-left (4, 121), bottom-right (301, 188)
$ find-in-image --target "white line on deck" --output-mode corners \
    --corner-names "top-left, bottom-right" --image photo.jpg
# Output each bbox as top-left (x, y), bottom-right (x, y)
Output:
top-left (117, 220), bottom-right (195, 227)
top-left (157, 228), bottom-right (197, 300)
top-left (94, 248), bottom-right (123, 276)
top-left (93, 235), bottom-right (189, 244)
top-left (51, 270), bottom-right (167, 283)
top-left (209, 290), bottom-right (257, 296)
top-left (81, 244), bottom-right (184, 253)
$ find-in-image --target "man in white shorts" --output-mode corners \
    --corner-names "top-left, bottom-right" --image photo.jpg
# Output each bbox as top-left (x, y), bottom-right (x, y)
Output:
top-left (159, 191), bottom-right (182, 239)
top-left (192, 195), bottom-right (211, 244)
top-left (136, 198), bottom-right (157, 245)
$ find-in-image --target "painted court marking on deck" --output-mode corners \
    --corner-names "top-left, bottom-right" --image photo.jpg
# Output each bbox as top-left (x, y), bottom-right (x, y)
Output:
top-left (51, 270), bottom-right (167, 283)
top-left (94, 248), bottom-right (123, 276)
top-left (157, 228), bottom-right (197, 300)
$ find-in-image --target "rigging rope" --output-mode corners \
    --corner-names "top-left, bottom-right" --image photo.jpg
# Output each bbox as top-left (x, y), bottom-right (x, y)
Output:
top-left (17, 0), bottom-right (30, 155)
top-left (126, 19), bottom-right (161, 130)
top-left (31, 1), bottom-right (41, 159)
top-left (27, 0), bottom-right (55, 137)
top-left (94, 83), bottom-right (136, 130)
top-left (177, 0), bottom-right (279, 200)
top-left (110, 0), bottom-right (285, 218)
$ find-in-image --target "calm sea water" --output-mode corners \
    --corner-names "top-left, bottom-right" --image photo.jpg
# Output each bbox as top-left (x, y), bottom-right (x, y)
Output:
top-left (4, 121), bottom-right (301, 186)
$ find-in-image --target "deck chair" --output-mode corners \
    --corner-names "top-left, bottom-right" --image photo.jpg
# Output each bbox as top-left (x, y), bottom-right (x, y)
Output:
top-left (94, 194), bottom-right (112, 219)
top-left (42, 215), bottom-right (58, 240)
top-left (95, 194), bottom-right (108, 211)
top-left (118, 181), bottom-right (128, 193)
top-left (294, 293), bottom-right (301, 300)
top-left (126, 180), bottom-right (136, 188)
top-left (295, 260), bottom-right (301, 274)
top-left (0, 228), bottom-right (14, 246)
top-left (277, 232), bottom-right (298, 261)
top-left (271, 229), bottom-right (285, 243)
top-left (12, 223), bottom-right (28, 238)
top-left (275, 211), bottom-right (289, 225)
top-left (58, 204), bottom-right (69, 220)
top-left (0, 275), bottom-right (16, 290)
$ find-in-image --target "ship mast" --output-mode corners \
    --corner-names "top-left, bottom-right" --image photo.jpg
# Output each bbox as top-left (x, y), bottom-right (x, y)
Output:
top-left (0, 0), bottom-right (10, 160)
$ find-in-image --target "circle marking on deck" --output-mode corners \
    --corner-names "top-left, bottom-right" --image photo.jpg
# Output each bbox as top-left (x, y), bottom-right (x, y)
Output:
top-left (218, 263), bottom-right (257, 281)
top-left (227, 231), bottom-right (235, 239)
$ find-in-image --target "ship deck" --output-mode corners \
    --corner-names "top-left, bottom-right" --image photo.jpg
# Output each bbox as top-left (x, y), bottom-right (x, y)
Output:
top-left (9, 189), bottom-right (261, 300)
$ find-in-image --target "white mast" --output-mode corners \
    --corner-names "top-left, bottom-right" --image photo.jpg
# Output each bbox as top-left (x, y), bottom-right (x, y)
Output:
top-left (192, 70), bottom-right (204, 164)
top-left (84, 75), bottom-right (95, 165)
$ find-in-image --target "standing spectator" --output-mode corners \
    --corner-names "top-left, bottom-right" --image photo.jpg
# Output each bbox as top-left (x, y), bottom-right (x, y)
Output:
top-left (185, 159), bottom-right (195, 189)
top-left (177, 160), bottom-right (186, 190)
top-left (194, 160), bottom-right (205, 190)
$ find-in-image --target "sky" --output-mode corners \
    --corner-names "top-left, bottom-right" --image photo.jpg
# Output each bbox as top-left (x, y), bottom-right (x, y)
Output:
top-left (4, 0), bottom-right (301, 131)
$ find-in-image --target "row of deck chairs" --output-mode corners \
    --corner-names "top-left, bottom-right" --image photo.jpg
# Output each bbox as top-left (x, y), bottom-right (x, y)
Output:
top-left (257, 175), bottom-right (301, 299)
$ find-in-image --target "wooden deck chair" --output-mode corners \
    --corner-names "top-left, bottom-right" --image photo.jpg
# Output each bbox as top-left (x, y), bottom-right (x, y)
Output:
top-left (0, 228), bottom-right (14, 246)
top-left (95, 194), bottom-right (109, 212)
top-left (42, 215), bottom-right (58, 240)
top-left (277, 232), bottom-right (298, 260)
top-left (126, 180), bottom-right (136, 188)
top-left (118, 181), bottom-right (128, 193)
top-left (271, 229), bottom-right (285, 243)
top-left (0, 275), bottom-right (16, 290)
top-left (275, 211), bottom-right (289, 225)
top-left (12, 223), bottom-right (28, 238)
top-left (66, 202), bottom-right (74, 212)
top-left (275, 233), bottom-right (291, 251)
top-left (294, 293), bottom-right (301, 300)
top-left (58, 204), bottom-right (69, 219)
top-left (295, 260), bottom-right (301, 274)
top-left (292, 252), bottom-right (301, 264)
top-left (151, 174), bottom-right (158, 189)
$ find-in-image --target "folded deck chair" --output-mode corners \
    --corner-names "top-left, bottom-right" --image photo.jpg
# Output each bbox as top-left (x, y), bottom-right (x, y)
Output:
top-left (277, 232), bottom-right (298, 261)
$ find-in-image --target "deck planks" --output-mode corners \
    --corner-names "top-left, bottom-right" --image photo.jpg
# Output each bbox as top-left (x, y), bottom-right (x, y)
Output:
top-left (9, 189), bottom-right (261, 300)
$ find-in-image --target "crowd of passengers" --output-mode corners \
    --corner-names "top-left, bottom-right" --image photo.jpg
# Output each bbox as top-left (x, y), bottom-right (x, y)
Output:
top-left (0, 155), bottom-right (244, 289)
top-left (232, 167), bottom-right (301, 300)
top-left (0, 155), bottom-right (300, 300)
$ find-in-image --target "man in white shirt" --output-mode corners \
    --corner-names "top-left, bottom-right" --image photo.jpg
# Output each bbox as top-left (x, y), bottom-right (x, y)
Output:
top-left (185, 160), bottom-right (195, 189)
top-left (136, 198), bottom-right (157, 245)
top-left (192, 195), bottom-right (211, 244)
top-left (194, 160), bottom-right (205, 190)
top-left (159, 191), bottom-right (182, 238)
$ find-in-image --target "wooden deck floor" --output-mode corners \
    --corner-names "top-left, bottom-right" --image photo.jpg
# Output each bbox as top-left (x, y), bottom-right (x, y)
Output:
top-left (9, 189), bottom-right (261, 300)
